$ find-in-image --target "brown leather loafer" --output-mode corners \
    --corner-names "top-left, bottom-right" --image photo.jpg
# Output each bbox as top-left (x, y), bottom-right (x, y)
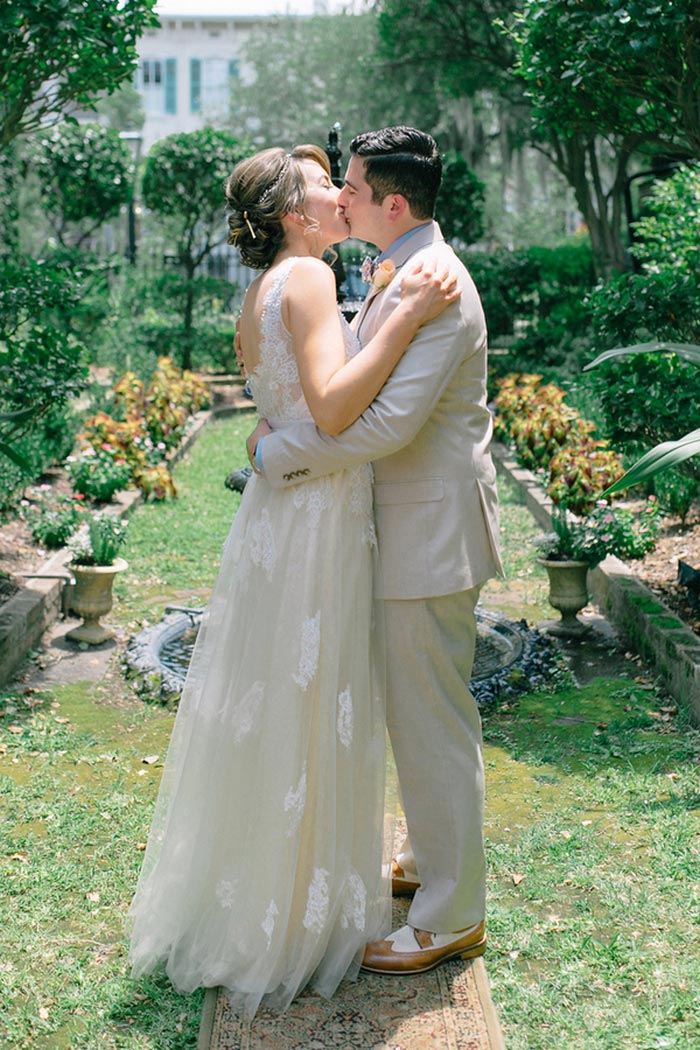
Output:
top-left (361, 921), bottom-right (487, 975)
top-left (391, 859), bottom-right (420, 897)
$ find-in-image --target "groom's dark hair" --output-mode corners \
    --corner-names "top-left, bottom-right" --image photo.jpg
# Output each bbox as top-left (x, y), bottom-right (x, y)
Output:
top-left (349, 126), bottom-right (441, 220)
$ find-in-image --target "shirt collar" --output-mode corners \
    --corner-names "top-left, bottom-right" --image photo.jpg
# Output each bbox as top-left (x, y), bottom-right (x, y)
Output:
top-left (377, 222), bottom-right (433, 263)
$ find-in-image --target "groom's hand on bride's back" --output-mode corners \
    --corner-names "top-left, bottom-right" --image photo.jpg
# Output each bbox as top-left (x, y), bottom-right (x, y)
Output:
top-left (246, 418), bottom-right (274, 471)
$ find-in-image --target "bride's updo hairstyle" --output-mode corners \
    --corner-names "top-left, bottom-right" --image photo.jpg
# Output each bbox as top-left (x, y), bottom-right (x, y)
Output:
top-left (225, 144), bottom-right (332, 270)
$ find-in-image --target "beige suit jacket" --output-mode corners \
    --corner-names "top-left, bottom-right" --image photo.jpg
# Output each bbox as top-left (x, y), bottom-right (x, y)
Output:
top-left (259, 221), bottom-right (503, 600)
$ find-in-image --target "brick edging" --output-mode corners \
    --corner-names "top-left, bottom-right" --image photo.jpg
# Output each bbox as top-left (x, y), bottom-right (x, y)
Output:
top-left (493, 442), bottom-right (700, 721)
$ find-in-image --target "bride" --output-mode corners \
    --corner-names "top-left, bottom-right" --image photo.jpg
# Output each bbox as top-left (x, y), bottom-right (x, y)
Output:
top-left (127, 143), bottom-right (458, 1018)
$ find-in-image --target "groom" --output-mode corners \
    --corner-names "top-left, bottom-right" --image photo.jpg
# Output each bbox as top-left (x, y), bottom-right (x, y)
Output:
top-left (248, 126), bottom-right (503, 973)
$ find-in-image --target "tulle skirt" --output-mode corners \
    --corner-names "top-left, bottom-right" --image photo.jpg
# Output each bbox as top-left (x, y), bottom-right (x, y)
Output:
top-left (128, 464), bottom-right (391, 1017)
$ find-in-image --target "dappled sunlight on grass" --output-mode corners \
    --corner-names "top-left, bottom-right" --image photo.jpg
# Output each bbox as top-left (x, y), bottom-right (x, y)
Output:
top-left (483, 679), bottom-right (700, 1048)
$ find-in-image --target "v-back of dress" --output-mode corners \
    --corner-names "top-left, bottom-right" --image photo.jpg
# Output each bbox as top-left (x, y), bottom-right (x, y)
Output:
top-left (128, 258), bottom-right (389, 1017)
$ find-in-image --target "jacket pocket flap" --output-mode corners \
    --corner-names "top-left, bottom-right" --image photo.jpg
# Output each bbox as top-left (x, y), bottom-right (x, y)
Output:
top-left (374, 478), bottom-right (445, 505)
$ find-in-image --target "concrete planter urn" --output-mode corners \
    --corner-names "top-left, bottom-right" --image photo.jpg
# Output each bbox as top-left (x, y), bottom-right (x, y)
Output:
top-left (66, 557), bottom-right (128, 645)
top-left (537, 557), bottom-right (591, 637)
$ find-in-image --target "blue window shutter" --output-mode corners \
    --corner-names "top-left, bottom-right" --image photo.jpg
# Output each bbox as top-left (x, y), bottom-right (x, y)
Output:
top-left (165, 58), bottom-right (177, 114)
top-left (228, 59), bottom-right (240, 80)
top-left (190, 58), bottom-right (202, 112)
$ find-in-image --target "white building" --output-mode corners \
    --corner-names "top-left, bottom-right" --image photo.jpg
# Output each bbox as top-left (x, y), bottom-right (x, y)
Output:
top-left (137, 0), bottom-right (335, 152)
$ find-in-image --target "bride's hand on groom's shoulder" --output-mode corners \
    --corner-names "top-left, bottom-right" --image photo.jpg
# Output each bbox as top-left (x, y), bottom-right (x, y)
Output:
top-left (400, 260), bottom-right (460, 323)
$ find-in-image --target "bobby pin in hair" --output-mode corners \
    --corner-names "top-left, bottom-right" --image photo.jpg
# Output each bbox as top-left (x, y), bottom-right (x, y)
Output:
top-left (243, 210), bottom-right (256, 239)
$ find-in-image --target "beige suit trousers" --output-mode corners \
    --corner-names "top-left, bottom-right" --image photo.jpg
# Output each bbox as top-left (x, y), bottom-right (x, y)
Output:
top-left (384, 586), bottom-right (485, 934)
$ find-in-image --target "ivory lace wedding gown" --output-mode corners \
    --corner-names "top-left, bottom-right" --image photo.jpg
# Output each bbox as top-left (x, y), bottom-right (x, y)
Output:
top-left (128, 258), bottom-right (390, 1017)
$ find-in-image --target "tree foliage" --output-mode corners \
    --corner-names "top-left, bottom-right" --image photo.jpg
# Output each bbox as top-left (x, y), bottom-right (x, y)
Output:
top-left (436, 152), bottom-right (485, 246)
top-left (234, 10), bottom-right (438, 150)
top-left (377, 0), bottom-right (700, 276)
top-left (585, 164), bottom-right (700, 489)
top-left (0, 0), bottom-right (158, 148)
top-left (0, 256), bottom-right (87, 484)
top-left (33, 122), bottom-right (133, 246)
top-left (142, 128), bottom-right (250, 369)
top-left (511, 0), bottom-right (700, 157)
top-left (631, 162), bottom-right (700, 271)
top-left (377, 0), bottom-right (519, 99)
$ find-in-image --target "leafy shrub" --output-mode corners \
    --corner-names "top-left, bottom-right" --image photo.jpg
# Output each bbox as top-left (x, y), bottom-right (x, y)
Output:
top-left (587, 268), bottom-right (700, 349)
top-left (33, 123), bottom-right (133, 245)
top-left (0, 257), bottom-right (87, 508)
top-left (585, 163), bottom-right (700, 482)
top-left (632, 162), bottom-right (700, 273)
top-left (142, 129), bottom-right (250, 369)
top-left (463, 248), bottom-right (539, 340)
top-left (537, 498), bottom-right (660, 567)
top-left (90, 267), bottom-right (239, 378)
top-left (77, 358), bottom-right (205, 501)
top-left (652, 468), bottom-right (699, 524)
top-left (494, 372), bottom-right (624, 512)
top-left (465, 239), bottom-right (596, 375)
top-left (22, 495), bottom-right (88, 548)
top-left (585, 347), bottom-right (700, 470)
top-left (144, 357), bottom-right (210, 450)
top-left (547, 440), bottom-right (625, 515)
top-left (67, 447), bottom-right (132, 502)
top-left (80, 411), bottom-right (153, 475)
top-left (436, 152), bottom-right (485, 247)
top-left (494, 373), bottom-right (593, 476)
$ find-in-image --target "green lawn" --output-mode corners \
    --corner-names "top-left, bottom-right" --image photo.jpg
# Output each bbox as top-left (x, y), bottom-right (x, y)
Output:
top-left (1, 415), bottom-right (699, 1048)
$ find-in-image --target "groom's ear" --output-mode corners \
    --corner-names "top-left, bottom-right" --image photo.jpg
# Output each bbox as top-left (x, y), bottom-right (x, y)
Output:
top-left (385, 193), bottom-right (410, 223)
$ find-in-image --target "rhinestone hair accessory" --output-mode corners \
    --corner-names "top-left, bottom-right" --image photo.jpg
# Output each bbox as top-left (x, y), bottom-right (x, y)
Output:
top-left (258, 153), bottom-right (292, 207)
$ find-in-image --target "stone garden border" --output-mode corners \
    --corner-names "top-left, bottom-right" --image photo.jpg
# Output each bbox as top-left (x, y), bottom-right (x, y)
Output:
top-left (493, 442), bottom-right (700, 723)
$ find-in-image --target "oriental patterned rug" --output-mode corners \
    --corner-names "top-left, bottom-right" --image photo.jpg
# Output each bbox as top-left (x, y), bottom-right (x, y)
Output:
top-left (198, 900), bottom-right (504, 1050)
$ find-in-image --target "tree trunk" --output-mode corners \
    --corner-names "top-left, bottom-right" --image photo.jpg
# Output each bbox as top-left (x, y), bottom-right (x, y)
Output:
top-left (547, 132), bottom-right (631, 277)
top-left (182, 274), bottom-right (195, 372)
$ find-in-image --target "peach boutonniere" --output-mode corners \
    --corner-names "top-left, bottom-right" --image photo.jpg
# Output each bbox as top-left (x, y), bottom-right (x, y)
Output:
top-left (361, 256), bottom-right (396, 290)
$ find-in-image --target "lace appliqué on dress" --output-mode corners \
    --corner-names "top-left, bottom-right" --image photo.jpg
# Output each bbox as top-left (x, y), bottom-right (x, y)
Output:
top-left (346, 465), bottom-right (377, 547)
top-left (303, 868), bottom-right (330, 934)
top-left (248, 259), bottom-right (308, 427)
top-left (216, 878), bottom-right (238, 910)
top-left (337, 686), bottom-right (353, 749)
top-left (340, 869), bottom-right (367, 931)
top-left (293, 611), bottom-right (320, 690)
top-left (248, 508), bottom-right (277, 579)
top-left (292, 477), bottom-right (334, 529)
top-left (215, 680), bottom-right (265, 741)
top-left (284, 762), bottom-right (307, 837)
top-left (262, 900), bottom-right (279, 950)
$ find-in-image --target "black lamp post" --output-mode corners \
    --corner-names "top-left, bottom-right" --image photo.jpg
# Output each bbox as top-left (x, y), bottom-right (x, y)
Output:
top-left (119, 130), bottom-right (143, 265)
top-left (326, 121), bottom-right (343, 187)
top-left (324, 122), bottom-right (348, 303)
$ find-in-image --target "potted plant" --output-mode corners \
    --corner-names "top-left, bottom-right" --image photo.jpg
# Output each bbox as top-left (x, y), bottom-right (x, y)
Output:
top-left (536, 499), bottom-right (659, 636)
top-left (65, 512), bottom-right (129, 645)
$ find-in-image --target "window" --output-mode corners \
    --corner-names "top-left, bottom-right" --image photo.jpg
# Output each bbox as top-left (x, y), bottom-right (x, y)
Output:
top-left (191, 58), bottom-right (202, 113)
top-left (195, 58), bottom-right (235, 114)
top-left (140, 59), bottom-right (164, 113)
top-left (165, 59), bottom-right (177, 115)
top-left (142, 59), bottom-right (162, 87)
top-left (140, 58), bottom-right (176, 114)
